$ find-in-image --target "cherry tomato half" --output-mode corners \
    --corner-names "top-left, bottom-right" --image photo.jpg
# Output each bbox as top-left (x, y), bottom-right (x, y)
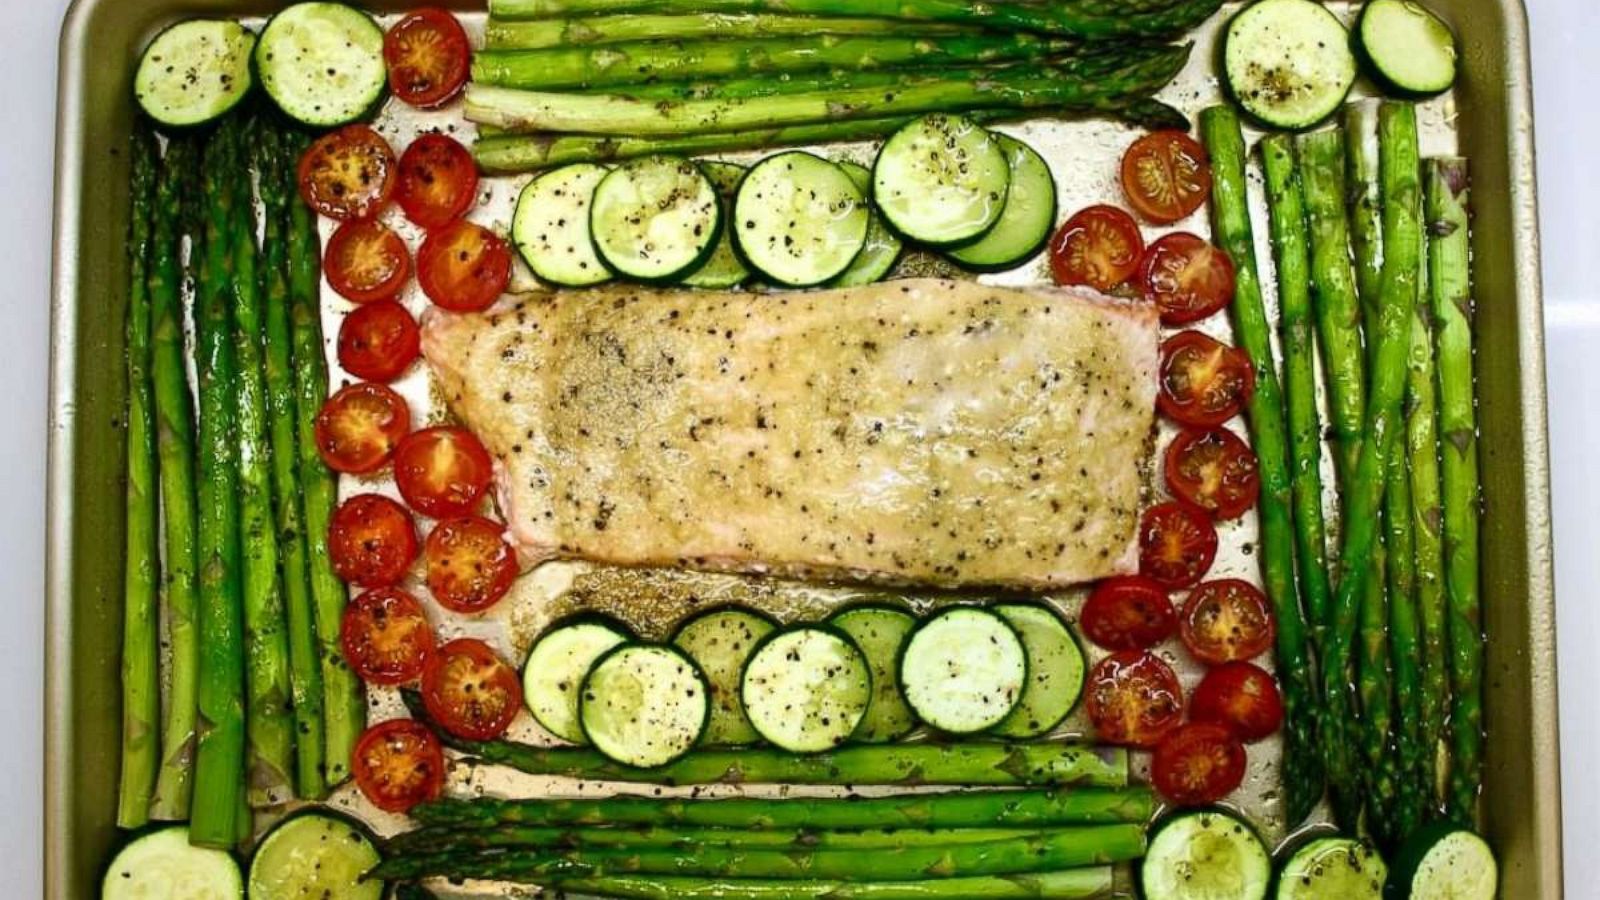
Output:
top-left (328, 493), bottom-right (419, 588)
top-left (421, 637), bottom-right (523, 741)
top-left (1138, 501), bottom-right (1219, 589)
top-left (1158, 331), bottom-right (1256, 428)
top-left (384, 8), bottom-right (471, 109)
top-left (313, 382), bottom-right (411, 474)
top-left (393, 426), bottom-right (494, 519)
top-left (338, 299), bottom-right (421, 383)
top-left (1079, 576), bottom-right (1177, 651)
top-left (1049, 204), bottom-right (1145, 292)
top-left (1164, 428), bottom-right (1261, 521)
top-left (325, 219), bottom-right (411, 303)
top-left (1085, 650), bottom-right (1184, 749)
top-left (352, 718), bottom-right (446, 813)
top-left (1191, 661), bottom-right (1285, 742)
top-left (341, 587), bottom-right (435, 685)
top-left (1120, 130), bottom-right (1212, 225)
top-left (1151, 722), bottom-right (1247, 806)
top-left (1180, 579), bottom-right (1276, 665)
top-left (1137, 233), bottom-right (1237, 326)
top-left (397, 133), bottom-right (480, 229)
top-left (426, 517), bottom-right (519, 614)
top-left (297, 124), bottom-right (397, 222)
top-left (417, 219), bottom-right (512, 312)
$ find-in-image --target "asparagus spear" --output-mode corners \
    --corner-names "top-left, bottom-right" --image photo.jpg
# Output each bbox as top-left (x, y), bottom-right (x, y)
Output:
top-left (1427, 156), bottom-right (1482, 826)
top-left (1346, 101), bottom-right (1386, 317)
top-left (537, 870), bottom-right (1115, 900)
top-left (386, 824), bottom-right (1097, 855)
top-left (1378, 422), bottom-right (1420, 842)
top-left (484, 13), bottom-right (977, 48)
top-left (1199, 106), bottom-right (1322, 828)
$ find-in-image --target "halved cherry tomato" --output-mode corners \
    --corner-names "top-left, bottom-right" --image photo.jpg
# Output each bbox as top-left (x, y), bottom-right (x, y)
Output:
top-left (1159, 331), bottom-right (1256, 427)
top-left (417, 220), bottom-right (512, 312)
top-left (338, 299), bottom-right (421, 383)
top-left (384, 8), bottom-right (471, 109)
top-left (313, 382), bottom-right (411, 474)
top-left (1151, 722), bottom-right (1247, 806)
top-left (1137, 233), bottom-right (1236, 325)
top-left (1191, 661), bottom-right (1285, 742)
top-left (1079, 576), bottom-right (1177, 651)
top-left (396, 133), bottom-right (480, 229)
top-left (421, 637), bottom-right (522, 740)
top-left (351, 718), bottom-right (445, 813)
top-left (1048, 204), bottom-right (1145, 292)
top-left (297, 124), bottom-right (397, 221)
top-left (426, 516), bottom-right (519, 614)
top-left (328, 493), bottom-right (419, 588)
top-left (1164, 427), bottom-right (1261, 521)
top-left (393, 426), bottom-right (494, 519)
top-left (1084, 650), bottom-right (1184, 748)
top-left (1121, 130), bottom-right (1212, 225)
top-left (1138, 501), bottom-right (1218, 589)
top-left (1180, 579), bottom-right (1276, 665)
top-left (341, 587), bottom-right (435, 685)
top-left (325, 220), bottom-right (411, 303)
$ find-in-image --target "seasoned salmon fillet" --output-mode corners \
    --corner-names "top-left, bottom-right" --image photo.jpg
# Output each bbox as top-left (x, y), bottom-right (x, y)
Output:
top-left (423, 278), bottom-right (1159, 589)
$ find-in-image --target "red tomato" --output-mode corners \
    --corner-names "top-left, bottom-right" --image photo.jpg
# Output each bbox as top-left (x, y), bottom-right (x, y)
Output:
top-left (341, 587), bottom-right (435, 685)
top-left (1164, 428), bottom-right (1261, 521)
top-left (426, 517), bottom-right (519, 614)
top-left (384, 8), bottom-right (471, 109)
top-left (421, 638), bottom-right (523, 740)
top-left (393, 426), bottom-right (494, 519)
top-left (338, 300), bottom-right (421, 383)
top-left (297, 125), bottom-right (397, 221)
top-left (351, 718), bottom-right (446, 813)
top-left (1120, 130), bottom-right (1212, 224)
top-left (1180, 579), bottom-right (1276, 665)
top-left (396, 133), bottom-right (480, 229)
top-left (328, 494), bottom-right (419, 588)
top-left (1158, 331), bottom-right (1256, 428)
top-left (325, 220), bottom-right (411, 303)
top-left (1191, 661), bottom-right (1285, 742)
top-left (417, 220), bottom-right (512, 312)
top-left (313, 382), bottom-right (411, 474)
top-left (1151, 722), bottom-right (1247, 806)
top-left (1079, 576), bottom-right (1177, 651)
top-left (1048, 205), bottom-right (1145, 292)
top-left (1138, 233), bottom-right (1236, 325)
top-left (1138, 501), bottom-right (1219, 589)
top-left (1085, 650), bottom-right (1184, 748)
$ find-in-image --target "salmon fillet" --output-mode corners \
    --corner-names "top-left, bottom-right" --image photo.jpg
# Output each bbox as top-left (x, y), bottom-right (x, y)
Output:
top-left (423, 278), bottom-right (1159, 589)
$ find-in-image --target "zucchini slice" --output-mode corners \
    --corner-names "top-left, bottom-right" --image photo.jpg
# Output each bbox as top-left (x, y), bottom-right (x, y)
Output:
top-left (873, 113), bottom-right (1010, 245)
top-left (989, 602), bottom-right (1085, 739)
top-left (102, 826), bottom-right (242, 900)
top-left (248, 812), bottom-right (383, 900)
top-left (1386, 825), bottom-right (1497, 900)
top-left (899, 606), bottom-right (1026, 735)
top-left (827, 604), bottom-right (918, 742)
top-left (670, 606), bottom-right (776, 746)
top-left (591, 155), bottom-right (722, 281)
top-left (733, 151), bottom-right (869, 287)
top-left (1223, 0), bottom-right (1357, 131)
top-left (681, 161), bottom-right (752, 289)
top-left (741, 626), bottom-right (871, 753)
top-left (948, 134), bottom-right (1057, 271)
top-left (831, 162), bottom-right (903, 287)
top-left (1275, 837), bottom-right (1386, 899)
top-left (1356, 0), bottom-right (1458, 97)
top-left (580, 643), bottom-right (710, 767)
top-left (256, 3), bottom-right (387, 128)
top-left (1141, 808), bottom-right (1273, 900)
top-left (134, 20), bottom-right (255, 129)
top-left (512, 163), bottom-right (613, 288)
top-left (523, 615), bottom-right (632, 744)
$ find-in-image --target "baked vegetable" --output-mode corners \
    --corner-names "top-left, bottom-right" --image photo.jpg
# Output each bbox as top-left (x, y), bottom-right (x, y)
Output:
top-left (102, 826), bottom-right (242, 900)
top-left (671, 607), bottom-right (776, 745)
top-left (1223, 0), bottom-right (1356, 130)
top-left (522, 615), bottom-right (632, 744)
top-left (989, 603), bottom-right (1085, 739)
top-left (247, 812), bottom-right (383, 900)
top-left (874, 114), bottom-right (1010, 245)
top-left (741, 626), bottom-right (871, 752)
top-left (135, 20), bottom-right (255, 128)
top-left (256, 3), bottom-right (386, 127)
top-left (733, 152), bottom-right (869, 286)
top-left (900, 607), bottom-right (1026, 734)
top-left (1139, 808), bottom-right (1271, 900)
top-left (826, 604), bottom-right (917, 742)
top-left (511, 163), bottom-right (613, 288)
top-left (948, 133), bottom-right (1056, 271)
top-left (590, 155), bottom-right (722, 281)
top-left (580, 643), bottom-right (710, 767)
top-left (1356, 0), bottom-right (1458, 96)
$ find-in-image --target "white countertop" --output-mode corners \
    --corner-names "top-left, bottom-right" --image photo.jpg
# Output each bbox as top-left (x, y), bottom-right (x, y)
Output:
top-left (4, 0), bottom-right (1592, 893)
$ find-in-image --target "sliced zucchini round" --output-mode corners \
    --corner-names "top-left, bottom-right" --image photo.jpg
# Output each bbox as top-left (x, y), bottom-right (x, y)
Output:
top-left (681, 161), bottom-right (752, 289)
top-left (948, 134), bottom-right (1057, 271)
top-left (741, 626), bottom-right (871, 753)
top-left (989, 602), bottom-right (1085, 739)
top-left (1275, 836), bottom-right (1386, 899)
top-left (102, 826), bottom-right (242, 900)
top-left (1356, 0), bottom-right (1458, 97)
top-left (1386, 825), bottom-right (1497, 900)
top-left (256, 3), bottom-right (387, 128)
top-left (733, 151), bottom-right (869, 287)
top-left (580, 643), bottom-right (710, 767)
top-left (512, 163), bottom-right (614, 288)
top-left (671, 606), bottom-right (777, 746)
top-left (1223, 0), bottom-right (1357, 131)
top-left (590, 155), bottom-right (722, 282)
top-left (134, 20), bottom-right (255, 129)
top-left (1141, 808), bottom-right (1273, 900)
top-left (873, 113), bottom-right (1010, 245)
top-left (826, 604), bottom-right (918, 743)
top-left (899, 606), bottom-right (1026, 735)
top-left (831, 162), bottom-right (903, 287)
top-left (523, 615), bottom-right (633, 744)
top-left (248, 812), bottom-right (383, 900)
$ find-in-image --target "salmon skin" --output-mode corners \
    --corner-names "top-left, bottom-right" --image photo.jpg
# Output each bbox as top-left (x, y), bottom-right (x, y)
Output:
top-left (423, 278), bottom-right (1159, 589)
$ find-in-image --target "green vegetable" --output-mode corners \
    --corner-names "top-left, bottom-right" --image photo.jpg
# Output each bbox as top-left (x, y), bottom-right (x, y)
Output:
top-left (386, 824), bottom-right (1108, 855)
top-left (447, 870), bottom-right (1116, 899)
top-left (1222, 0), bottom-right (1356, 130)
top-left (484, 13), bottom-right (977, 48)
top-left (101, 825), bottom-right (243, 899)
top-left (1355, 0), bottom-right (1458, 97)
